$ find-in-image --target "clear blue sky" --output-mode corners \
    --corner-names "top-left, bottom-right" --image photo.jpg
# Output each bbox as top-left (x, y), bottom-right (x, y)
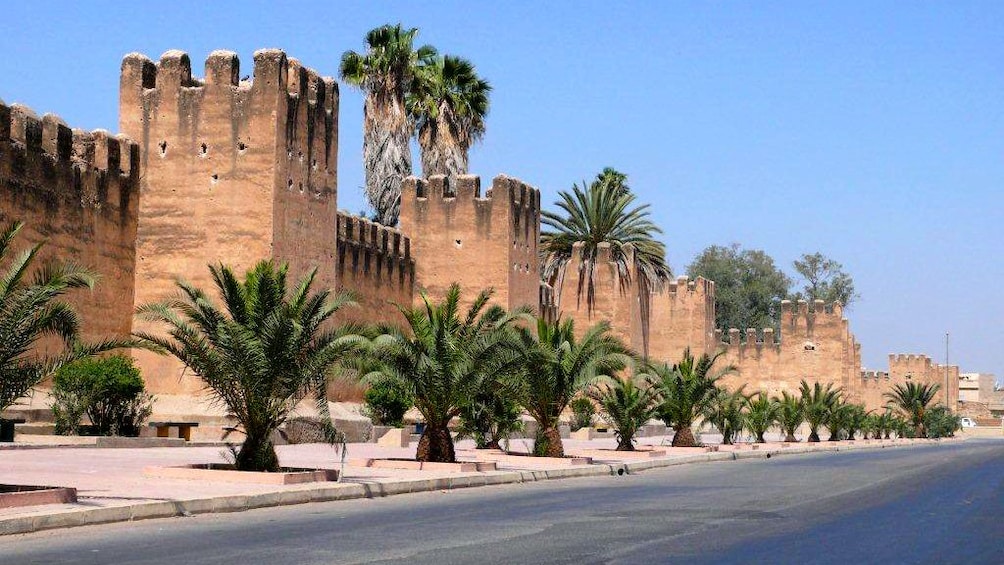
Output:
top-left (2, 2), bottom-right (1001, 381)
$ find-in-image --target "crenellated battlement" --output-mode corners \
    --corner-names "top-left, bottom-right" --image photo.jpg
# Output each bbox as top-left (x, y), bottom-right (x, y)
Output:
top-left (399, 173), bottom-right (541, 312)
top-left (2, 101), bottom-right (139, 187)
top-left (336, 211), bottom-right (413, 278)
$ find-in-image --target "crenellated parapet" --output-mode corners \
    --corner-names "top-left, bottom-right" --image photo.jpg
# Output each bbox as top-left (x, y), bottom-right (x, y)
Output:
top-left (398, 174), bottom-right (541, 312)
top-left (336, 212), bottom-right (413, 287)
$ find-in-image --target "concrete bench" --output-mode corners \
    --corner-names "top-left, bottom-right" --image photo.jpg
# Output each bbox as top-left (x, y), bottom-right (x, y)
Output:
top-left (149, 422), bottom-right (199, 441)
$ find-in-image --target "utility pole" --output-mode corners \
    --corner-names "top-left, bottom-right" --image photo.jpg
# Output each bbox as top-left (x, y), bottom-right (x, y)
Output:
top-left (945, 332), bottom-right (950, 412)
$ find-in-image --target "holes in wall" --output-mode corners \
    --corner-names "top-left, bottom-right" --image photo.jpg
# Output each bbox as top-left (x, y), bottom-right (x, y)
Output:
top-left (287, 179), bottom-right (294, 190)
top-left (287, 150), bottom-right (293, 160)
top-left (298, 182), bottom-right (304, 194)
top-left (455, 239), bottom-right (462, 248)
top-left (237, 141), bottom-right (247, 153)
top-left (298, 151), bottom-right (304, 163)
top-left (199, 143), bottom-right (208, 158)
top-left (311, 158), bottom-right (317, 170)
top-left (158, 140), bottom-right (167, 157)
top-left (210, 174), bottom-right (219, 185)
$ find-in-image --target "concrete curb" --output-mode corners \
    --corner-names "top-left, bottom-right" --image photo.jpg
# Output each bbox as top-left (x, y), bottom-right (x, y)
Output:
top-left (0, 438), bottom-right (963, 536)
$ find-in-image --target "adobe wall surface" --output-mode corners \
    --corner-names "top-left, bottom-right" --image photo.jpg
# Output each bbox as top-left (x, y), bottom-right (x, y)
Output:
top-left (0, 102), bottom-right (139, 351)
top-left (857, 356), bottom-right (959, 411)
top-left (714, 300), bottom-right (863, 404)
top-left (335, 212), bottom-right (414, 325)
top-left (120, 50), bottom-right (338, 393)
top-left (399, 174), bottom-right (540, 313)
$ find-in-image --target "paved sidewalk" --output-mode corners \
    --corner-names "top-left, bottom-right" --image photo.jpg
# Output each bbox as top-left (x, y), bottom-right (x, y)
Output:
top-left (0, 435), bottom-right (959, 536)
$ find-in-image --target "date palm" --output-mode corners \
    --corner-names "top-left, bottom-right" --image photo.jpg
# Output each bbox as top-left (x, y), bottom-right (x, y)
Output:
top-left (372, 285), bottom-right (525, 462)
top-left (0, 221), bottom-right (133, 414)
top-left (653, 348), bottom-right (736, 447)
top-left (408, 55), bottom-right (491, 177)
top-left (826, 401), bottom-right (852, 441)
top-left (885, 382), bottom-right (941, 438)
top-left (702, 385), bottom-right (747, 445)
top-left (744, 392), bottom-right (780, 443)
top-left (135, 261), bottom-right (365, 472)
top-left (774, 391), bottom-right (805, 442)
top-left (340, 24), bottom-right (437, 225)
top-left (590, 373), bottom-right (661, 451)
top-left (800, 380), bottom-right (841, 443)
top-left (540, 175), bottom-right (672, 315)
top-left (517, 317), bottom-right (630, 457)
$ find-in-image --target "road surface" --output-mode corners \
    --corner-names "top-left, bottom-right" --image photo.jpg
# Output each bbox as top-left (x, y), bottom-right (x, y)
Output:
top-left (1, 439), bottom-right (1001, 564)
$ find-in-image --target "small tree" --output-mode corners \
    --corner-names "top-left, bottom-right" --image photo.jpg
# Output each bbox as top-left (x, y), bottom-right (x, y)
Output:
top-left (569, 397), bottom-right (596, 432)
top-left (774, 391), bottom-right (804, 442)
top-left (923, 406), bottom-right (961, 439)
top-left (845, 404), bottom-right (868, 440)
top-left (372, 285), bottom-right (525, 462)
top-left (362, 375), bottom-right (413, 427)
top-left (744, 392), bottom-right (780, 443)
top-left (456, 385), bottom-right (524, 450)
top-left (702, 385), bottom-right (746, 445)
top-left (653, 348), bottom-right (736, 447)
top-left (826, 401), bottom-right (852, 441)
top-left (590, 375), bottom-right (661, 451)
top-left (52, 355), bottom-right (153, 436)
top-left (885, 382), bottom-right (941, 438)
top-left (518, 318), bottom-right (630, 457)
top-left (800, 380), bottom-right (841, 442)
top-left (136, 261), bottom-right (365, 472)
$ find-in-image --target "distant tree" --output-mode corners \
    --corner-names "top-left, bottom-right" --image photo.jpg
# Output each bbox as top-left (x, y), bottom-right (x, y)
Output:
top-left (590, 167), bottom-right (630, 198)
top-left (686, 244), bottom-right (791, 334)
top-left (791, 252), bottom-right (858, 307)
top-left (541, 175), bottom-right (672, 313)
top-left (407, 54), bottom-right (491, 177)
top-left (340, 24), bottom-right (437, 225)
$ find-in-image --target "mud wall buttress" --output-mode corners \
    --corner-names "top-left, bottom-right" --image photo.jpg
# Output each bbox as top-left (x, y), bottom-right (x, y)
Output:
top-left (335, 212), bottom-right (414, 325)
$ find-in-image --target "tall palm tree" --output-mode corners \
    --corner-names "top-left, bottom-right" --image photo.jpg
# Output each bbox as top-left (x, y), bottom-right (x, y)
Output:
top-left (590, 373), bottom-right (661, 451)
top-left (135, 261), bottom-right (365, 472)
top-left (775, 391), bottom-right (805, 442)
top-left (744, 392), bottom-right (780, 443)
top-left (885, 382), bottom-right (941, 438)
top-left (0, 221), bottom-right (133, 415)
top-left (408, 55), bottom-right (491, 177)
top-left (702, 385), bottom-right (747, 445)
top-left (652, 348), bottom-right (736, 447)
top-left (372, 285), bottom-right (525, 462)
top-left (591, 167), bottom-right (630, 198)
top-left (540, 176), bottom-right (672, 314)
top-left (340, 24), bottom-right (437, 225)
top-left (800, 380), bottom-right (841, 443)
top-left (517, 317), bottom-right (630, 457)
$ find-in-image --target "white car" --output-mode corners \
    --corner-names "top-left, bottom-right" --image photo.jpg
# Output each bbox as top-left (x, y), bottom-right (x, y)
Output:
top-left (960, 417), bottom-right (976, 428)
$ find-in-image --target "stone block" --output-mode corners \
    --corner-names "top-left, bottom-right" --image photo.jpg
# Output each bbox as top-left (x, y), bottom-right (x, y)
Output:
top-left (570, 427), bottom-right (595, 440)
top-left (377, 427), bottom-right (410, 447)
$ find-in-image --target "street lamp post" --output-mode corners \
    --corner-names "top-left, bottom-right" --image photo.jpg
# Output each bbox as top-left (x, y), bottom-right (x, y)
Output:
top-left (945, 332), bottom-right (950, 412)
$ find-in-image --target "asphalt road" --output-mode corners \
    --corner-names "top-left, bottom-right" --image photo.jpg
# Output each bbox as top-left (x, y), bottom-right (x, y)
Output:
top-left (1, 440), bottom-right (1001, 564)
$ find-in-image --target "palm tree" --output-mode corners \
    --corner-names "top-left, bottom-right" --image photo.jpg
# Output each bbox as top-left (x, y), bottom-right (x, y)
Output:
top-left (774, 391), bottom-right (805, 442)
top-left (653, 348), bottom-right (736, 447)
top-left (845, 404), bottom-right (868, 440)
top-left (744, 392), bottom-right (780, 443)
top-left (702, 385), bottom-right (747, 445)
top-left (136, 261), bottom-right (364, 472)
top-left (517, 317), bottom-right (630, 457)
top-left (826, 401), bottom-right (852, 441)
top-left (590, 374), bottom-right (661, 451)
top-left (372, 285), bottom-right (525, 462)
top-left (885, 382), bottom-right (941, 438)
top-left (340, 24), bottom-right (437, 225)
top-left (540, 176), bottom-right (672, 314)
top-left (456, 384), bottom-right (524, 450)
top-left (0, 221), bottom-right (133, 416)
top-left (408, 55), bottom-right (491, 177)
top-left (799, 380), bottom-right (841, 443)
top-left (591, 167), bottom-right (630, 198)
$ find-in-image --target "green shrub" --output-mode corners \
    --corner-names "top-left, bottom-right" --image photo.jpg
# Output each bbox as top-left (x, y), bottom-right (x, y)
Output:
top-left (363, 376), bottom-right (413, 427)
top-left (570, 397), bottom-right (595, 432)
top-left (924, 406), bottom-right (961, 438)
top-left (52, 356), bottom-right (153, 436)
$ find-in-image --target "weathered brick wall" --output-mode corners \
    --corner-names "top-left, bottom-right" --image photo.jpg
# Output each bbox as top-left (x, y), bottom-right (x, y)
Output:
top-left (335, 212), bottom-right (413, 325)
top-left (120, 49), bottom-right (338, 393)
top-left (0, 102), bottom-right (139, 353)
top-left (399, 174), bottom-right (540, 313)
top-left (646, 276), bottom-right (717, 363)
top-left (856, 357), bottom-right (959, 411)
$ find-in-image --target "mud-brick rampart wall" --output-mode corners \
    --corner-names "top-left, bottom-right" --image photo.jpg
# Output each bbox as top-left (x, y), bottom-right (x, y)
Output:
top-left (0, 101), bottom-right (139, 349)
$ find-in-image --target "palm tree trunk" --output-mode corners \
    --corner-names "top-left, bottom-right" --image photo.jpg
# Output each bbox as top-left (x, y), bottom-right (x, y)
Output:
top-left (416, 424), bottom-right (455, 463)
top-left (828, 430), bottom-right (840, 441)
top-left (755, 432), bottom-right (766, 443)
top-left (615, 434), bottom-right (635, 451)
top-left (884, 430), bottom-right (891, 440)
top-left (236, 432), bottom-right (280, 472)
top-left (533, 425), bottom-right (565, 457)
top-left (784, 433), bottom-right (798, 442)
top-left (808, 428), bottom-right (820, 442)
top-left (672, 426), bottom-right (699, 447)
top-left (363, 101), bottom-right (412, 226)
top-left (419, 117), bottom-right (468, 177)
